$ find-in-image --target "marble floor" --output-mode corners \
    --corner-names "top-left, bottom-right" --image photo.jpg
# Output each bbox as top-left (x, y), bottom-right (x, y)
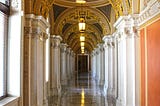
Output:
top-left (48, 71), bottom-right (116, 106)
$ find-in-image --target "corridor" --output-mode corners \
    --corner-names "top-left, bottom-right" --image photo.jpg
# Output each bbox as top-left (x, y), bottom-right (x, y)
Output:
top-left (48, 72), bottom-right (115, 106)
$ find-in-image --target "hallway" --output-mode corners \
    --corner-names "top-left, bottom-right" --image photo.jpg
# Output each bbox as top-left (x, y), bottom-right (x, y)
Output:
top-left (1, 0), bottom-right (160, 106)
top-left (48, 72), bottom-right (115, 106)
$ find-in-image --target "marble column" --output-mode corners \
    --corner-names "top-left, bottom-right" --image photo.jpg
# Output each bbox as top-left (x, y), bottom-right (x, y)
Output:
top-left (98, 44), bottom-right (105, 86)
top-left (95, 48), bottom-right (100, 83)
top-left (112, 34), bottom-right (118, 99)
top-left (107, 36), bottom-right (114, 97)
top-left (91, 52), bottom-right (93, 77)
top-left (24, 14), bottom-right (49, 106)
top-left (50, 35), bottom-right (62, 96)
top-left (114, 15), bottom-right (139, 106)
top-left (70, 51), bottom-right (74, 78)
top-left (103, 36), bottom-right (109, 96)
top-left (91, 50), bottom-right (96, 78)
top-left (60, 43), bottom-right (68, 86)
top-left (66, 48), bottom-right (71, 82)
top-left (135, 30), bottom-right (141, 106)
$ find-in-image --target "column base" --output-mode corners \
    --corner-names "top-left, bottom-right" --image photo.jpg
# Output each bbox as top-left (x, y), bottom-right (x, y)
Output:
top-left (116, 98), bottom-right (126, 106)
top-left (61, 79), bottom-right (68, 86)
top-left (112, 88), bottom-right (117, 98)
top-left (103, 84), bottom-right (108, 96)
top-left (100, 80), bottom-right (105, 86)
top-left (50, 87), bottom-right (61, 96)
top-left (107, 87), bottom-right (113, 97)
top-left (43, 98), bottom-right (48, 106)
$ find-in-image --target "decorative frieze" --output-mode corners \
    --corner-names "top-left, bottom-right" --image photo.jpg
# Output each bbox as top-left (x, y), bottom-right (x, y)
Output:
top-left (138, 0), bottom-right (160, 26)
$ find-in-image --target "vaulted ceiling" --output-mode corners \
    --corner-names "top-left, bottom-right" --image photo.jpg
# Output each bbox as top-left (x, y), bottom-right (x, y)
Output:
top-left (49, 0), bottom-right (114, 54)
top-left (25, 0), bottom-right (132, 53)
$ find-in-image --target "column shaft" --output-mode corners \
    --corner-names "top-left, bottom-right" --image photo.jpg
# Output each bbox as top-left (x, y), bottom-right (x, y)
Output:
top-left (24, 14), bottom-right (49, 106)
top-left (60, 43), bottom-right (68, 86)
top-left (50, 35), bottom-right (62, 96)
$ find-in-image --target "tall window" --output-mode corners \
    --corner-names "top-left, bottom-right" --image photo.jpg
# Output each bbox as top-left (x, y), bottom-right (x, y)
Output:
top-left (0, 0), bottom-right (9, 99)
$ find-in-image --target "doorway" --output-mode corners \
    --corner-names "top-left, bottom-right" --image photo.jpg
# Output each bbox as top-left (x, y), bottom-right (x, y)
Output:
top-left (77, 54), bottom-right (89, 72)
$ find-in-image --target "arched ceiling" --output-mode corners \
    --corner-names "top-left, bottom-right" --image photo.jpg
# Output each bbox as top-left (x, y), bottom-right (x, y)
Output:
top-left (50, 3), bottom-right (112, 53)
top-left (24, 0), bottom-right (132, 54)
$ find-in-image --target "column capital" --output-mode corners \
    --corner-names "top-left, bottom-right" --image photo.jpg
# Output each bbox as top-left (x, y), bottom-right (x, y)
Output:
top-left (24, 14), bottom-right (50, 39)
top-left (60, 43), bottom-right (68, 53)
top-left (66, 48), bottom-right (71, 54)
top-left (97, 43), bottom-right (104, 52)
top-left (50, 35), bottom-right (62, 48)
top-left (102, 35), bottom-right (111, 42)
top-left (50, 35), bottom-right (62, 41)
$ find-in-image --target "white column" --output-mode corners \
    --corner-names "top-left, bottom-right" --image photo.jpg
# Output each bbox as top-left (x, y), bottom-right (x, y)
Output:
top-left (103, 36), bottom-right (109, 96)
top-left (60, 43), bottom-right (68, 86)
top-left (114, 15), bottom-right (139, 106)
top-left (66, 48), bottom-right (71, 82)
top-left (135, 31), bottom-right (141, 106)
top-left (107, 36), bottom-right (114, 97)
top-left (112, 34), bottom-right (118, 99)
top-left (24, 14), bottom-right (49, 106)
top-left (95, 48), bottom-right (100, 84)
top-left (92, 50), bottom-right (96, 78)
top-left (125, 29), bottom-right (136, 106)
top-left (50, 35), bottom-right (62, 96)
top-left (98, 44), bottom-right (105, 86)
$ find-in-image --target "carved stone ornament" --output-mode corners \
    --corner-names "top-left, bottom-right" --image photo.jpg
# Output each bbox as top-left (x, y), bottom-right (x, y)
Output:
top-left (24, 27), bottom-right (42, 35)
top-left (11, 0), bottom-right (19, 9)
top-left (60, 44), bottom-right (68, 53)
top-left (51, 40), bottom-right (59, 48)
top-left (138, 0), bottom-right (160, 26)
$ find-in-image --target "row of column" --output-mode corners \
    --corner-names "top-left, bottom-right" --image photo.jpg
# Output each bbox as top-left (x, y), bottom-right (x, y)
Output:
top-left (91, 15), bottom-right (140, 106)
top-left (24, 14), bottom-right (76, 106)
top-left (49, 36), bottom-right (76, 96)
top-left (60, 43), bottom-right (75, 86)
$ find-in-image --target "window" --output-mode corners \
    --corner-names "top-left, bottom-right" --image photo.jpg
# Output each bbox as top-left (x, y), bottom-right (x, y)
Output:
top-left (0, 1), bottom-right (9, 99)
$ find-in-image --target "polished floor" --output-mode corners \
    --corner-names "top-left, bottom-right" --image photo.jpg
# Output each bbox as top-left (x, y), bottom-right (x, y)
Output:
top-left (48, 71), bottom-right (115, 106)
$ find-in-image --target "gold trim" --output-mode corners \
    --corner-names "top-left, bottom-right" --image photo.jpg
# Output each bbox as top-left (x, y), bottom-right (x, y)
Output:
top-left (138, 0), bottom-right (140, 13)
top-left (144, 27), bottom-right (148, 106)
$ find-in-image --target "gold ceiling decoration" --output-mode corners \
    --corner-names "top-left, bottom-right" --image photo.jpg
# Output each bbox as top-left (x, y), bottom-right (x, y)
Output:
top-left (25, 0), bottom-right (133, 53)
top-left (54, 7), bottom-right (111, 35)
top-left (54, 0), bottom-right (110, 7)
top-left (108, 0), bottom-right (132, 18)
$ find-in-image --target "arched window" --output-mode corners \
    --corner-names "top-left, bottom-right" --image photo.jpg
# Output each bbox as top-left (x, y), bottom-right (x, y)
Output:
top-left (0, 0), bottom-right (9, 99)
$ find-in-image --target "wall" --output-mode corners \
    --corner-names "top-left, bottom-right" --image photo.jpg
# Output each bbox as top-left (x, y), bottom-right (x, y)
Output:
top-left (140, 18), bottom-right (160, 106)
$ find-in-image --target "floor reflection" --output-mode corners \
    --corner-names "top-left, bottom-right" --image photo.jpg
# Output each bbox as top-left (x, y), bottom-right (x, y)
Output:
top-left (48, 71), bottom-right (115, 106)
